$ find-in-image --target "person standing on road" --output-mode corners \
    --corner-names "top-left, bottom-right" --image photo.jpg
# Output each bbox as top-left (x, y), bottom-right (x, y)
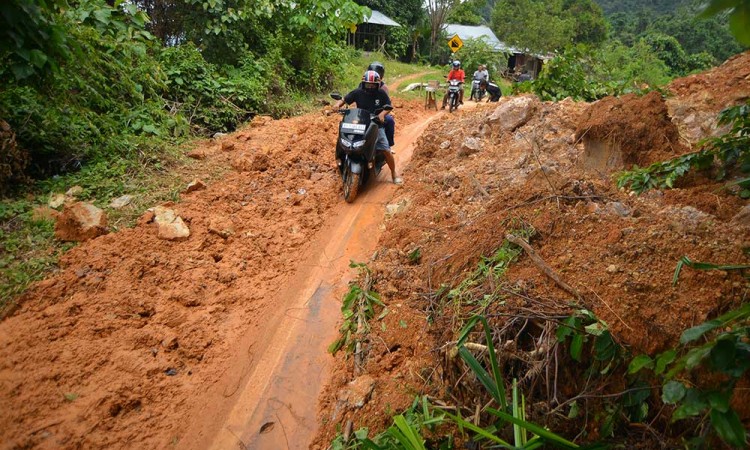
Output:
top-left (333, 70), bottom-right (402, 185)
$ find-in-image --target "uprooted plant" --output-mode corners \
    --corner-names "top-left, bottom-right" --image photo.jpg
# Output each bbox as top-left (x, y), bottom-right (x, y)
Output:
top-left (329, 261), bottom-right (387, 374)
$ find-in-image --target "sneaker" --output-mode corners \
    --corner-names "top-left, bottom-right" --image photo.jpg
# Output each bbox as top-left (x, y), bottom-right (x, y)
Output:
top-left (393, 177), bottom-right (403, 185)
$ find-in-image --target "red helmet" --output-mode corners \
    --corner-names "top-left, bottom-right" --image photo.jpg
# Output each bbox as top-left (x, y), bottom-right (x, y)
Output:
top-left (362, 70), bottom-right (381, 91)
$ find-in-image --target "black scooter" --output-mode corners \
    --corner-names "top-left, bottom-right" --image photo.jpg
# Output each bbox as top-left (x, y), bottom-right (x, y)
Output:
top-left (330, 93), bottom-right (393, 203)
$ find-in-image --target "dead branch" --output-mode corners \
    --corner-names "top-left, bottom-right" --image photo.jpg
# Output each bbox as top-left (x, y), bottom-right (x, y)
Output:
top-left (505, 234), bottom-right (581, 301)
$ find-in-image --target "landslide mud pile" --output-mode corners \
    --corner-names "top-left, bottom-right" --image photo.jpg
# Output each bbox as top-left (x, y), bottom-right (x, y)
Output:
top-left (0, 101), bottom-right (424, 449)
top-left (314, 52), bottom-right (750, 447)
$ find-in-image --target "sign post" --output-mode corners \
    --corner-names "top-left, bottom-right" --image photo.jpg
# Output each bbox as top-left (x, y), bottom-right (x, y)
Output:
top-left (447, 34), bottom-right (463, 54)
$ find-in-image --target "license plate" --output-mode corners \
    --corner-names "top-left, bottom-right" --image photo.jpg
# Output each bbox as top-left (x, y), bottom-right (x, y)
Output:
top-left (341, 123), bottom-right (366, 131)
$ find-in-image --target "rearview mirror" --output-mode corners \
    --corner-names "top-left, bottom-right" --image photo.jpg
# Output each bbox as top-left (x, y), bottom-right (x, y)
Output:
top-left (383, 105), bottom-right (393, 111)
top-left (330, 92), bottom-right (342, 101)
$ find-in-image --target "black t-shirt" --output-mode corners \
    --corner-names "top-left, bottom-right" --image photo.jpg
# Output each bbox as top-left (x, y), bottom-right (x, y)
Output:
top-left (485, 82), bottom-right (502, 97)
top-left (344, 88), bottom-right (391, 114)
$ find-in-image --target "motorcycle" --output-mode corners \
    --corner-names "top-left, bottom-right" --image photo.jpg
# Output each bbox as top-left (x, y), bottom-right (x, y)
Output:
top-left (330, 93), bottom-right (393, 203)
top-left (447, 79), bottom-right (462, 113)
top-left (470, 79), bottom-right (486, 102)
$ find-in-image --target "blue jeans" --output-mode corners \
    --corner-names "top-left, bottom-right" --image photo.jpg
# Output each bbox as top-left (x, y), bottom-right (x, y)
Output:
top-left (376, 128), bottom-right (390, 151)
top-left (384, 115), bottom-right (395, 146)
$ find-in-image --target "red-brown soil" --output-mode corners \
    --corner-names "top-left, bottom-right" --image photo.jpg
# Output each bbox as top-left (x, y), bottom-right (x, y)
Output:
top-left (0, 99), bottom-right (427, 449)
top-left (2, 52), bottom-right (750, 450)
top-left (312, 52), bottom-right (750, 448)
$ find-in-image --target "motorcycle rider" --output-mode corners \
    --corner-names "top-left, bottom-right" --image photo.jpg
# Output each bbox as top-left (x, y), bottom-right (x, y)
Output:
top-left (470, 64), bottom-right (488, 101)
top-left (367, 61), bottom-right (396, 148)
top-left (333, 70), bottom-right (402, 185)
top-left (442, 60), bottom-right (465, 109)
top-left (480, 79), bottom-right (502, 102)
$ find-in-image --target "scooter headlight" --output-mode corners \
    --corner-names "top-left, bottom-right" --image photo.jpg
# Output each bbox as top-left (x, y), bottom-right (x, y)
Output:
top-left (352, 140), bottom-right (366, 148)
top-left (340, 137), bottom-right (352, 148)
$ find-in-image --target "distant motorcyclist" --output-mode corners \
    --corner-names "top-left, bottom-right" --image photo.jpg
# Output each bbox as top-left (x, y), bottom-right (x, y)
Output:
top-left (442, 60), bottom-right (465, 109)
top-left (470, 64), bottom-right (488, 101)
top-left (472, 64), bottom-right (488, 83)
top-left (367, 61), bottom-right (396, 148)
top-left (480, 80), bottom-right (502, 102)
top-left (333, 70), bottom-right (402, 184)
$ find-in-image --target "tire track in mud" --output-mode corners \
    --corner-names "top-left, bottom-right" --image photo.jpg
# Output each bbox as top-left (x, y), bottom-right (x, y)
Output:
top-left (182, 110), bottom-right (441, 450)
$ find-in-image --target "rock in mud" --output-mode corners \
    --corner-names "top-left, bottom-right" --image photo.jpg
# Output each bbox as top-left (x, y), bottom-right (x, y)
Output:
top-left (54, 202), bottom-right (108, 242)
top-left (731, 204), bottom-right (750, 226)
top-left (604, 201), bottom-right (631, 217)
top-left (250, 115), bottom-right (273, 128)
top-left (486, 95), bottom-right (539, 133)
top-left (186, 149), bottom-right (206, 160)
top-left (337, 375), bottom-right (375, 409)
top-left (221, 141), bottom-right (235, 152)
top-left (208, 217), bottom-right (234, 239)
top-left (65, 185), bottom-right (84, 197)
top-left (153, 206), bottom-right (190, 241)
top-left (231, 153), bottom-right (270, 172)
top-left (663, 205), bottom-right (712, 234)
top-left (440, 140), bottom-right (451, 149)
top-left (109, 195), bottom-right (133, 209)
top-left (386, 199), bottom-right (409, 217)
top-left (458, 137), bottom-right (481, 157)
top-left (184, 179), bottom-right (206, 193)
top-left (48, 193), bottom-right (66, 209)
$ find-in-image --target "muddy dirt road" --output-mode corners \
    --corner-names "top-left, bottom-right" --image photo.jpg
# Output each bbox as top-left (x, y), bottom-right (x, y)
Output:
top-left (5, 52), bottom-right (749, 450)
top-left (0, 95), bottom-right (446, 448)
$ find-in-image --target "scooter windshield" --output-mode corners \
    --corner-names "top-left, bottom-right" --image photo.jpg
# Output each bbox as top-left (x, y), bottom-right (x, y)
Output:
top-left (340, 108), bottom-right (371, 136)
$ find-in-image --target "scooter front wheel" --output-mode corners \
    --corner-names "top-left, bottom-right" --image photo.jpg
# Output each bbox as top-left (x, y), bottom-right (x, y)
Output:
top-left (343, 166), bottom-right (360, 203)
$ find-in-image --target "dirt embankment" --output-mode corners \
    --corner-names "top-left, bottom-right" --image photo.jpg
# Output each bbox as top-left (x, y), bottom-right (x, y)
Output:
top-left (0, 100), bottom-right (425, 449)
top-left (313, 52), bottom-right (750, 447)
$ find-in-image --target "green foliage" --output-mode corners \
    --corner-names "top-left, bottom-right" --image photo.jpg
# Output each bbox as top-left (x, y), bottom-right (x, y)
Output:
top-left (491, 0), bottom-right (576, 53)
top-left (451, 38), bottom-right (507, 78)
top-left (447, 0), bottom-right (485, 25)
top-left (518, 44), bottom-right (669, 102)
top-left (451, 315), bottom-right (582, 448)
top-left (564, 0), bottom-right (608, 45)
top-left (672, 256), bottom-right (750, 286)
top-left (556, 309), bottom-right (622, 369)
top-left (604, 0), bottom-right (746, 66)
top-left (617, 102), bottom-right (750, 194)
top-left (0, 0), bottom-right (72, 79)
top-left (330, 396), bottom-right (450, 449)
top-left (699, 0), bottom-right (750, 46)
top-left (329, 262), bottom-right (386, 356)
top-left (642, 32), bottom-right (712, 76)
top-left (0, 1), bottom-right (185, 184)
top-left (629, 303), bottom-right (750, 448)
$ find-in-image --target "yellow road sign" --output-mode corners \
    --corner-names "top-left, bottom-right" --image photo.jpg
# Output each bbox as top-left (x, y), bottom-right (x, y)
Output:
top-left (447, 34), bottom-right (463, 53)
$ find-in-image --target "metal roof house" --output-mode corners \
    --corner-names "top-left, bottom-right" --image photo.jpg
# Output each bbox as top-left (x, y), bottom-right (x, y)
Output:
top-left (442, 24), bottom-right (514, 53)
top-left (347, 10), bottom-right (401, 54)
top-left (443, 24), bottom-right (547, 79)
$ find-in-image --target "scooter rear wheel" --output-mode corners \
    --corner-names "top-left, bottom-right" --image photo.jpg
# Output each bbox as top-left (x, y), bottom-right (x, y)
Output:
top-left (343, 166), bottom-right (360, 203)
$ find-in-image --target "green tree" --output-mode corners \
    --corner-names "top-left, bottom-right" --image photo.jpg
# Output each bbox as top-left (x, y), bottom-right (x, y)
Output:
top-left (564, 0), bottom-right (607, 45)
top-left (448, 0), bottom-right (486, 25)
top-left (491, 0), bottom-right (574, 52)
top-left (699, 0), bottom-right (750, 45)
